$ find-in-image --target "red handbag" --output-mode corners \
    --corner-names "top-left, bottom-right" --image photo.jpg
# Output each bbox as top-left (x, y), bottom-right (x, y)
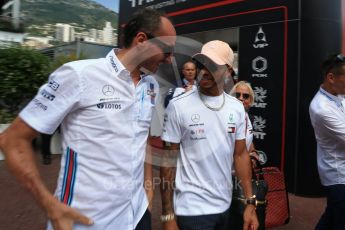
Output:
top-left (261, 167), bottom-right (290, 228)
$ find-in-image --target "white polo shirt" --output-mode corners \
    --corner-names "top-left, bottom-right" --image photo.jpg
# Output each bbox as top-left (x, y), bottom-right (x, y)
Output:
top-left (161, 90), bottom-right (246, 215)
top-left (309, 87), bottom-right (345, 186)
top-left (20, 50), bottom-right (159, 230)
top-left (173, 85), bottom-right (197, 98)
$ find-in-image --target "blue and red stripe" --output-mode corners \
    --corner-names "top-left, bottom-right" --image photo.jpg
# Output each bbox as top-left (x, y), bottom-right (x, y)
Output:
top-left (150, 83), bottom-right (155, 105)
top-left (60, 147), bottom-right (78, 206)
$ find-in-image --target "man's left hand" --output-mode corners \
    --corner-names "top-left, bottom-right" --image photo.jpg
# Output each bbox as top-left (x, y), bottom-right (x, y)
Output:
top-left (243, 204), bottom-right (259, 230)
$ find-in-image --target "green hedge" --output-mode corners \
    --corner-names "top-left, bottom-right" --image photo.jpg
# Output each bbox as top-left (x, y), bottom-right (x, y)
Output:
top-left (0, 46), bottom-right (50, 123)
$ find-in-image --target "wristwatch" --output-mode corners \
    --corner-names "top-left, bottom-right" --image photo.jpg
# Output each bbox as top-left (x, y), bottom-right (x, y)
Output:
top-left (245, 195), bottom-right (257, 206)
top-left (160, 213), bottom-right (175, 222)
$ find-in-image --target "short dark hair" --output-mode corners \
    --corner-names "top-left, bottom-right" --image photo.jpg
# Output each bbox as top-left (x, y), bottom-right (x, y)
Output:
top-left (183, 61), bottom-right (196, 69)
top-left (321, 54), bottom-right (345, 78)
top-left (122, 8), bottom-right (168, 48)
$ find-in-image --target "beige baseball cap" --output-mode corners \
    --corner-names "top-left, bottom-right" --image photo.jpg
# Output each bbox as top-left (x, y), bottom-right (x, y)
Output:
top-left (192, 40), bottom-right (234, 67)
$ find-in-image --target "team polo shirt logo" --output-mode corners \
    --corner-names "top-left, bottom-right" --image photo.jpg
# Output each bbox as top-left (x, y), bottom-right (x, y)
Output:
top-left (227, 113), bottom-right (236, 133)
top-left (97, 84), bottom-right (122, 110)
top-left (147, 83), bottom-right (156, 105)
top-left (61, 147), bottom-right (78, 206)
top-left (229, 113), bottom-right (234, 122)
top-left (97, 103), bottom-right (122, 110)
top-left (109, 55), bottom-right (119, 72)
top-left (188, 114), bottom-right (205, 140)
top-left (48, 80), bottom-right (60, 91)
top-left (191, 114), bottom-right (200, 123)
top-left (41, 89), bottom-right (55, 101)
top-left (102, 85), bottom-right (115, 96)
top-left (190, 128), bottom-right (206, 140)
top-left (227, 126), bottom-right (236, 133)
top-left (32, 98), bottom-right (48, 111)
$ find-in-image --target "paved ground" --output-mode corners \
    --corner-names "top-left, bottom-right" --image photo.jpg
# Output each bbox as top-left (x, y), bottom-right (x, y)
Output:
top-left (0, 153), bottom-right (326, 230)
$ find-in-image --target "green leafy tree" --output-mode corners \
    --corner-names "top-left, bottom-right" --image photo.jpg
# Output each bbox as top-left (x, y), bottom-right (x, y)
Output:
top-left (0, 46), bottom-right (51, 123)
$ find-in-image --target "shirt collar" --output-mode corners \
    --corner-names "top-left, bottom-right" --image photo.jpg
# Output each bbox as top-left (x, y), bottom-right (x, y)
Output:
top-left (106, 49), bottom-right (130, 76)
top-left (319, 87), bottom-right (344, 107)
top-left (107, 49), bottom-right (150, 82)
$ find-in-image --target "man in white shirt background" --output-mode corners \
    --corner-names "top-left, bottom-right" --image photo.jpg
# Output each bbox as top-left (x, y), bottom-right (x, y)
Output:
top-left (309, 54), bottom-right (345, 230)
top-left (0, 8), bottom-right (176, 230)
top-left (160, 40), bottom-right (258, 230)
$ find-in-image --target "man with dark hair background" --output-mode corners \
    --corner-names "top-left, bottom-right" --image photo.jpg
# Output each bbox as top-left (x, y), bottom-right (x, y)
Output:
top-left (310, 54), bottom-right (345, 230)
top-left (0, 8), bottom-right (176, 230)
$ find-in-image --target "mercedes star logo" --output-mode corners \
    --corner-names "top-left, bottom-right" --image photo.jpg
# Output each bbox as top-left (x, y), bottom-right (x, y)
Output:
top-left (102, 85), bottom-right (115, 96)
top-left (191, 114), bottom-right (200, 123)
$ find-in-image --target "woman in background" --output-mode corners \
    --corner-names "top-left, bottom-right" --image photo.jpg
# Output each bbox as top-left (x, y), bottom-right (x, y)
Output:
top-left (229, 81), bottom-right (266, 230)
top-left (230, 81), bottom-right (257, 158)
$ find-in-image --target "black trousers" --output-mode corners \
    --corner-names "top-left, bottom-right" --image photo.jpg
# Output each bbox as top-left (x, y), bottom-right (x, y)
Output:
top-left (176, 208), bottom-right (230, 230)
top-left (135, 209), bottom-right (152, 230)
top-left (315, 184), bottom-right (345, 230)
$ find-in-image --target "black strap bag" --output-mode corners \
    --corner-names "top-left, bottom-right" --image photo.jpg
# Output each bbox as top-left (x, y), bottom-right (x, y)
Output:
top-left (229, 158), bottom-right (268, 230)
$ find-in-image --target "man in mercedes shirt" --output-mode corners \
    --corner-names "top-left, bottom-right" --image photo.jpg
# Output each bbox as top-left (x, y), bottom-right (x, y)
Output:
top-left (160, 40), bottom-right (258, 230)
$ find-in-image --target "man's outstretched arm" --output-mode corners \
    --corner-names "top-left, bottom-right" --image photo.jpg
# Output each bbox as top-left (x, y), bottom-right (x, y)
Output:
top-left (0, 117), bottom-right (93, 230)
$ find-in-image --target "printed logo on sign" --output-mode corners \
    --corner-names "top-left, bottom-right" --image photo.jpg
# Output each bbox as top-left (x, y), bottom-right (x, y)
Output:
top-left (102, 85), bottom-right (115, 96)
top-left (253, 87), bottom-right (268, 108)
top-left (191, 114), bottom-right (200, 123)
top-left (48, 80), bottom-right (60, 91)
top-left (97, 102), bottom-right (122, 110)
top-left (252, 56), bottom-right (268, 78)
top-left (41, 89), bottom-right (55, 101)
top-left (252, 116), bottom-right (267, 140)
top-left (128, 0), bottom-right (155, 8)
top-left (128, 0), bottom-right (187, 9)
top-left (253, 27), bottom-right (269, 49)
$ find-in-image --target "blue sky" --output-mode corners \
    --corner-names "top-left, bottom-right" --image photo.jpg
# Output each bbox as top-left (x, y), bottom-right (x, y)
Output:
top-left (93, 0), bottom-right (119, 13)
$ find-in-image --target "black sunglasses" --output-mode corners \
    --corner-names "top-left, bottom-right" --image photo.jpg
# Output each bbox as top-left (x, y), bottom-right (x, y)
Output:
top-left (235, 92), bottom-right (250, 100)
top-left (336, 54), bottom-right (345, 62)
top-left (145, 33), bottom-right (174, 58)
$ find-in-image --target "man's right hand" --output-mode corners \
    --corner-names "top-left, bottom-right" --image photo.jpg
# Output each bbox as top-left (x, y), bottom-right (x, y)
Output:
top-left (162, 219), bottom-right (179, 230)
top-left (46, 197), bottom-right (93, 230)
top-left (0, 118), bottom-right (93, 230)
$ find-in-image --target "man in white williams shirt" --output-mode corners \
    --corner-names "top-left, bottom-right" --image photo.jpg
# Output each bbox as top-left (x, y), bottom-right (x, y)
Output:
top-left (0, 8), bottom-right (176, 230)
top-left (310, 54), bottom-right (345, 230)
